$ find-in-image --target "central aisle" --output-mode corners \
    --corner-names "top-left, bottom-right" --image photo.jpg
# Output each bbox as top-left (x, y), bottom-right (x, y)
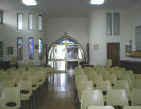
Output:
top-left (40, 73), bottom-right (77, 109)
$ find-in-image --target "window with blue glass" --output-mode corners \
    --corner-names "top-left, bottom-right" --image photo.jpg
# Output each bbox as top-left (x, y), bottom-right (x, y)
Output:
top-left (38, 39), bottom-right (43, 59)
top-left (28, 37), bottom-right (34, 59)
top-left (56, 39), bottom-right (76, 45)
top-left (17, 37), bottom-right (23, 60)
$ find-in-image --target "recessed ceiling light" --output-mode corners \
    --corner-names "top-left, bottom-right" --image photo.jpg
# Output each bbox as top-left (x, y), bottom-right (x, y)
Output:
top-left (22, 0), bottom-right (38, 6)
top-left (89, 0), bottom-right (105, 5)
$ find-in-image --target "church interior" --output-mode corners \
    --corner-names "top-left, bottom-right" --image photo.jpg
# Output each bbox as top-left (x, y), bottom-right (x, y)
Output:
top-left (0, 0), bottom-right (141, 109)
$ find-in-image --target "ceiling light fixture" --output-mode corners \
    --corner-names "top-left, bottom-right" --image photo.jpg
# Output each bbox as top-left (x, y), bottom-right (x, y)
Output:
top-left (22, 0), bottom-right (38, 6)
top-left (89, 0), bottom-right (105, 5)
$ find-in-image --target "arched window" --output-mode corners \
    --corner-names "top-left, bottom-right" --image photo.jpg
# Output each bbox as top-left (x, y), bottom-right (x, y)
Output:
top-left (48, 34), bottom-right (85, 71)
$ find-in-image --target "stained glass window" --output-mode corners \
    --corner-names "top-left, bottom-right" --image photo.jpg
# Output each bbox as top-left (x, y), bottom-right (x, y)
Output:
top-left (17, 37), bottom-right (23, 60)
top-left (28, 37), bottom-right (34, 59)
top-left (57, 39), bottom-right (75, 45)
top-left (38, 39), bottom-right (43, 59)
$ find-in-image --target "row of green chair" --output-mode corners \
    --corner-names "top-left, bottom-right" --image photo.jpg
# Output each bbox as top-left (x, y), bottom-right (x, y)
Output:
top-left (0, 66), bottom-right (54, 109)
top-left (88, 106), bottom-right (141, 109)
top-left (74, 63), bottom-right (141, 109)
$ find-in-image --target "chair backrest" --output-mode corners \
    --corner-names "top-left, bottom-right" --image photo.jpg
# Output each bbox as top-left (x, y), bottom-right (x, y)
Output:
top-left (128, 71), bottom-right (135, 85)
top-left (18, 80), bottom-right (32, 90)
top-left (77, 81), bottom-right (94, 99)
top-left (93, 74), bottom-right (103, 88)
top-left (113, 80), bottom-right (130, 91)
top-left (103, 71), bottom-right (111, 81)
top-left (0, 80), bottom-right (15, 88)
top-left (2, 87), bottom-right (20, 103)
top-left (0, 84), bottom-right (3, 97)
top-left (78, 80), bottom-right (93, 88)
top-left (106, 89), bottom-right (129, 106)
top-left (88, 106), bottom-right (115, 109)
top-left (75, 74), bottom-right (88, 81)
top-left (119, 72), bottom-right (134, 89)
top-left (87, 71), bottom-right (98, 82)
top-left (131, 88), bottom-right (141, 105)
top-left (135, 79), bottom-right (141, 89)
top-left (105, 59), bottom-right (112, 67)
top-left (109, 73), bottom-right (117, 85)
top-left (97, 80), bottom-right (112, 91)
top-left (123, 106), bottom-right (141, 109)
top-left (81, 90), bottom-right (104, 107)
top-left (75, 75), bottom-right (88, 87)
top-left (113, 80), bottom-right (131, 99)
top-left (10, 56), bottom-right (17, 64)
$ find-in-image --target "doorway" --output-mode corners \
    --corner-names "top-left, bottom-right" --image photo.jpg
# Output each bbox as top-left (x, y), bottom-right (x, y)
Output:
top-left (48, 35), bottom-right (85, 72)
top-left (107, 43), bottom-right (120, 66)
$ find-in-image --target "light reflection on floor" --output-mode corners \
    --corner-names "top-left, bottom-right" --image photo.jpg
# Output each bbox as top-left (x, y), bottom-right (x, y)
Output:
top-left (40, 72), bottom-right (77, 109)
top-left (53, 73), bottom-right (67, 92)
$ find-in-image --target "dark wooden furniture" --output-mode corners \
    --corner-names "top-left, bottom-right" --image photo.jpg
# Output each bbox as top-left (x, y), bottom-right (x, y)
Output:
top-left (107, 43), bottom-right (120, 66)
top-left (0, 61), bottom-right (18, 70)
top-left (120, 58), bottom-right (141, 74)
top-left (0, 61), bottom-right (10, 70)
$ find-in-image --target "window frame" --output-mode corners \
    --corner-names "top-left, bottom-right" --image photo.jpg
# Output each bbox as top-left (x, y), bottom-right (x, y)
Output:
top-left (38, 15), bottom-right (43, 31)
top-left (106, 12), bottom-right (120, 36)
top-left (28, 14), bottom-right (33, 31)
top-left (28, 37), bottom-right (34, 59)
top-left (17, 37), bottom-right (23, 60)
top-left (17, 13), bottom-right (23, 31)
top-left (106, 12), bottom-right (112, 35)
top-left (113, 12), bottom-right (120, 35)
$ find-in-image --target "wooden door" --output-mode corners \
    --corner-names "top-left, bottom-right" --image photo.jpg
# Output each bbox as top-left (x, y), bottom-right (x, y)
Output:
top-left (107, 43), bottom-right (120, 66)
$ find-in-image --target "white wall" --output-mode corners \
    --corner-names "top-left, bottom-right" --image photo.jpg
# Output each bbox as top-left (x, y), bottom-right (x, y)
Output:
top-left (46, 11), bottom-right (135, 66)
top-left (89, 9), bottom-right (133, 65)
top-left (1, 6), bottom-right (141, 66)
top-left (129, 7), bottom-right (141, 51)
top-left (0, 8), bottom-right (47, 65)
top-left (46, 17), bottom-right (89, 49)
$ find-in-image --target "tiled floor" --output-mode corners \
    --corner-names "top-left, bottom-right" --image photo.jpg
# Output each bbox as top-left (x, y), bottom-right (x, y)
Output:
top-left (40, 73), bottom-right (77, 109)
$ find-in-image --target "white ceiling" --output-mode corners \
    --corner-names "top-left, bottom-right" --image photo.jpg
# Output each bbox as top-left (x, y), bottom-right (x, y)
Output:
top-left (0, 0), bottom-right (140, 17)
